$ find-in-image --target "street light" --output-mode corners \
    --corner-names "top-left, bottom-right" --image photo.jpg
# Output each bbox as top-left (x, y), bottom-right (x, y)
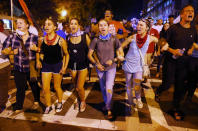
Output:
top-left (61, 10), bottom-right (67, 17)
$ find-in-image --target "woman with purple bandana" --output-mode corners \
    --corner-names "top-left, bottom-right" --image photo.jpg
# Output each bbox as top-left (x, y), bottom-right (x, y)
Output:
top-left (88, 19), bottom-right (123, 119)
top-left (67, 18), bottom-right (91, 112)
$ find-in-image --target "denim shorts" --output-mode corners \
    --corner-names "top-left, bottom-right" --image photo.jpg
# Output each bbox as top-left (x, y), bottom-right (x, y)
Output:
top-left (41, 62), bottom-right (62, 74)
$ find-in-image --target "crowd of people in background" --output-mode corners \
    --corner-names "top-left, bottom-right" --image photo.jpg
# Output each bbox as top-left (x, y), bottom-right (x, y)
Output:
top-left (0, 4), bottom-right (197, 121)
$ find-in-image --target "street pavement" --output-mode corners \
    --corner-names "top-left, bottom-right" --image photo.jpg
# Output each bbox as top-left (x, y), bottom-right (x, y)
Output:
top-left (0, 67), bottom-right (198, 131)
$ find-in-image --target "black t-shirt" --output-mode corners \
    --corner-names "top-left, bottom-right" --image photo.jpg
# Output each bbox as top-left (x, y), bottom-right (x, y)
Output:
top-left (166, 23), bottom-right (197, 53)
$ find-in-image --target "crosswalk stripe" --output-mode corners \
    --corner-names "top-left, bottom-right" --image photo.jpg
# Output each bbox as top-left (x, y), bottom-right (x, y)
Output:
top-left (1, 77), bottom-right (198, 130)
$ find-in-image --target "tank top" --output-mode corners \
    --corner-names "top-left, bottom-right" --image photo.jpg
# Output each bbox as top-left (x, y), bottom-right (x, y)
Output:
top-left (41, 38), bottom-right (62, 64)
top-left (122, 34), bottom-right (150, 73)
top-left (67, 34), bottom-right (89, 68)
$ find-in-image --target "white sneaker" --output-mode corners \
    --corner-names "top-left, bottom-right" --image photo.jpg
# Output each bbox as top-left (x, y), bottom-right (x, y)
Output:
top-left (132, 98), bottom-right (137, 105)
top-left (55, 102), bottom-right (63, 112)
top-left (80, 102), bottom-right (86, 112)
top-left (44, 106), bottom-right (53, 114)
top-left (137, 99), bottom-right (143, 109)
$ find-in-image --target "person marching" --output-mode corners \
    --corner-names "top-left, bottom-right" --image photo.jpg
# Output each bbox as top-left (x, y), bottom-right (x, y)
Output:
top-left (156, 5), bottom-right (197, 120)
top-left (88, 19), bottom-right (123, 119)
top-left (121, 19), bottom-right (158, 110)
top-left (37, 17), bottom-right (69, 114)
top-left (2, 16), bottom-right (41, 112)
top-left (67, 18), bottom-right (91, 112)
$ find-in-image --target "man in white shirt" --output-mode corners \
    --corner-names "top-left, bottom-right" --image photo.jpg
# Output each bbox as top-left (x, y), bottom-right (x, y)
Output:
top-left (0, 31), bottom-right (10, 113)
top-left (152, 19), bottom-right (163, 33)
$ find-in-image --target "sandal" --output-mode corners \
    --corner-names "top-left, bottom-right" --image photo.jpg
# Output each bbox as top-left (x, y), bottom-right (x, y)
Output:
top-left (155, 93), bottom-right (160, 102)
top-left (107, 110), bottom-right (113, 120)
top-left (168, 109), bottom-right (185, 121)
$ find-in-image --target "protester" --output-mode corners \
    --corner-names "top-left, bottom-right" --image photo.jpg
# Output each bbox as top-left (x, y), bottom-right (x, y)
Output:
top-left (62, 21), bottom-right (70, 38)
top-left (37, 17), bottom-right (69, 114)
top-left (153, 19), bottom-right (163, 33)
top-left (168, 15), bottom-right (175, 26)
top-left (67, 18), bottom-right (91, 112)
top-left (155, 22), bottom-right (170, 78)
top-left (186, 14), bottom-right (198, 103)
top-left (124, 21), bottom-right (134, 36)
top-left (142, 17), bottom-right (159, 88)
top-left (88, 19), bottom-right (123, 119)
top-left (104, 10), bottom-right (128, 40)
top-left (121, 19), bottom-right (158, 109)
top-left (2, 15), bottom-right (41, 112)
top-left (0, 29), bottom-right (10, 113)
top-left (156, 5), bottom-right (197, 120)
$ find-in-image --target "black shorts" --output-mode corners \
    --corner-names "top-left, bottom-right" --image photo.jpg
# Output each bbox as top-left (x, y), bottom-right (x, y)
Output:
top-left (68, 61), bottom-right (88, 71)
top-left (42, 62), bottom-right (62, 74)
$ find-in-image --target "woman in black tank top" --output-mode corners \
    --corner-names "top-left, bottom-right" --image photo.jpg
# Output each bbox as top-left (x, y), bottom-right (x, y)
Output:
top-left (67, 18), bottom-right (91, 112)
top-left (37, 17), bottom-right (69, 114)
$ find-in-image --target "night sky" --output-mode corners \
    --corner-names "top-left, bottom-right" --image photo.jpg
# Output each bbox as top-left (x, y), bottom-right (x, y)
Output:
top-left (1, 0), bottom-right (144, 21)
top-left (108, 0), bottom-right (144, 20)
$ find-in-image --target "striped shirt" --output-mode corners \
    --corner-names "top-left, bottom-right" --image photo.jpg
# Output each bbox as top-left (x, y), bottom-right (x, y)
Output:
top-left (2, 32), bottom-right (38, 72)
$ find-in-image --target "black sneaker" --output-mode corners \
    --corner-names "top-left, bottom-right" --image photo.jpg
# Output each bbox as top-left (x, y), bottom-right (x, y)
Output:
top-left (0, 106), bottom-right (6, 113)
top-left (12, 103), bottom-right (22, 111)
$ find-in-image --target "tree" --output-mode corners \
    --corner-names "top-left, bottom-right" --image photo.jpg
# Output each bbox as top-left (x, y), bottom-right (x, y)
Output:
top-left (53, 0), bottom-right (109, 25)
top-left (0, 0), bottom-right (110, 26)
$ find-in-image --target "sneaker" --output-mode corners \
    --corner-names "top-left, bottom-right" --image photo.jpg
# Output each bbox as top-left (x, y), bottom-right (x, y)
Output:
top-left (12, 103), bottom-right (22, 111)
top-left (80, 101), bottom-right (86, 112)
top-left (32, 102), bottom-right (39, 110)
top-left (44, 106), bottom-right (53, 114)
top-left (55, 102), bottom-right (63, 112)
top-left (10, 109), bottom-right (23, 119)
top-left (74, 102), bottom-right (79, 110)
top-left (132, 98), bottom-right (137, 106)
top-left (137, 99), bottom-right (143, 109)
top-left (8, 95), bottom-right (11, 99)
top-left (0, 106), bottom-right (6, 113)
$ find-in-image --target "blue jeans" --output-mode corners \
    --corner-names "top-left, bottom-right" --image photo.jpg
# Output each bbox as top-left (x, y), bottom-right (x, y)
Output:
top-left (96, 67), bottom-right (116, 110)
top-left (125, 71), bottom-right (142, 105)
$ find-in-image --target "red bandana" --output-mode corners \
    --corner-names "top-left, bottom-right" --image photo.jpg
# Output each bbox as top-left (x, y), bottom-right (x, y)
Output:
top-left (46, 34), bottom-right (57, 45)
top-left (136, 34), bottom-right (148, 48)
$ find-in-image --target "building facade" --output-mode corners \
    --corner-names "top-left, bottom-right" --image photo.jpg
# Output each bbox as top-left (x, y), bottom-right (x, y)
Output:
top-left (143, 0), bottom-right (198, 22)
